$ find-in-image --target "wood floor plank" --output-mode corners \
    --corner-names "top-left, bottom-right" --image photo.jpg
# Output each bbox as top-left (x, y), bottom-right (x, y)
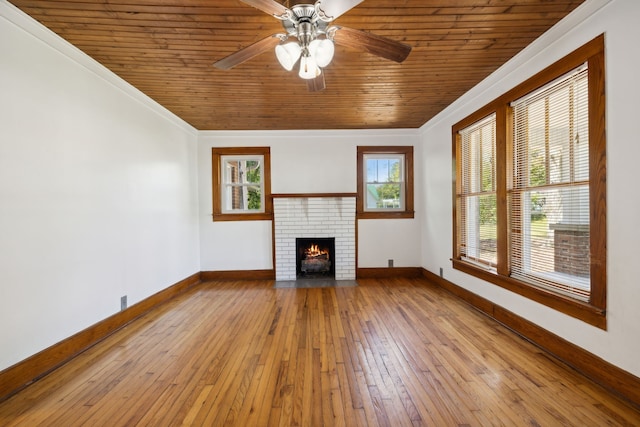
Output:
top-left (0, 278), bottom-right (639, 426)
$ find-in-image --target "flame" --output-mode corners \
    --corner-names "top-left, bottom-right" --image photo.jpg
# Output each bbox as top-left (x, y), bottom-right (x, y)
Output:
top-left (305, 244), bottom-right (329, 259)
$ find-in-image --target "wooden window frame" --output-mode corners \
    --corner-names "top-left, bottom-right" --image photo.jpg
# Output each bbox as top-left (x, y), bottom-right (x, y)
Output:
top-left (212, 147), bottom-right (272, 221)
top-left (357, 146), bottom-right (414, 219)
top-left (457, 113), bottom-right (498, 269)
top-left (452, 35), bottom-right (606, 329)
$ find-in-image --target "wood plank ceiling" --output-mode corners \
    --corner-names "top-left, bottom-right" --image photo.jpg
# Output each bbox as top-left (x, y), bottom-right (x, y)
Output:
top-left (8, 0), bottom-right (586, 130)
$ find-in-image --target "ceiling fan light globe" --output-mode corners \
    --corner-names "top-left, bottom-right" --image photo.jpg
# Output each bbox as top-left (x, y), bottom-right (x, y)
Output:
top-left (309, 39), bottom-right (335, 68)
top-left (275, 41), bottom-right (301, 71)
top-left (299, 55), bottom-right (321, 80)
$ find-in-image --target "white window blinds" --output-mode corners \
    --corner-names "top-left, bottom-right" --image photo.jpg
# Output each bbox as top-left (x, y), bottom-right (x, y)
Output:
top-left (457, 114), bottom-right (497, 268)
top-left (509, 64), bottom-right (590, 301)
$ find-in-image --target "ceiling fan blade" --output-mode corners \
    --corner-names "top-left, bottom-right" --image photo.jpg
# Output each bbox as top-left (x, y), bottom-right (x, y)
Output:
top-left (307, 73), bottom-right (326, 92)
top-left (332, 26), bottom-right (411, 63)
top-left (316, 0), bottom-right (364, 20)
top-left (213, 35), bottom-right (281, 70)
top-left (240, 0), bottom-right (289, 17)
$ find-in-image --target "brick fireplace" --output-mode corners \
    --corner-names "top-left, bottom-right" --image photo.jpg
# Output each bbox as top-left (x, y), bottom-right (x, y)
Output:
top-left (273, 195), bottom-right (356, 281)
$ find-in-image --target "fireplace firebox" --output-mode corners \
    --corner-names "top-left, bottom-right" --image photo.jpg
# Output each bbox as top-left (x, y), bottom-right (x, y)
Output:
top-left (296, 238), bottom-right (335, 279)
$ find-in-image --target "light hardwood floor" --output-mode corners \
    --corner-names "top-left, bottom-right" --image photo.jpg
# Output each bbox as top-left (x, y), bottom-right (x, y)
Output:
top-left (1, 278), bottom-right (639, 426)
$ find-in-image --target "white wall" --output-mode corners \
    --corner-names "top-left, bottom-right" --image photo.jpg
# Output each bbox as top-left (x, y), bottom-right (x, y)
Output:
top-left (0, 3), bottom-right (200, 370)
top-left (198, 130), bottom-right (422, 271)
top-left (419, 0), bottom-right (640, 377)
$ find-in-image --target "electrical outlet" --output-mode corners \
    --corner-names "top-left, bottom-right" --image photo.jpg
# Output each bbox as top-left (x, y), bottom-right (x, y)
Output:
top-left (120, 295), bottom-right (127, 311)
top-left (439, 267), bottom-right (443, 278)
top-left (388, 259), bottom-right (394, 268)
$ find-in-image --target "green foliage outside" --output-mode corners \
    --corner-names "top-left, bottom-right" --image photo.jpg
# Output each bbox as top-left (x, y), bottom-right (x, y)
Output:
top-left (478, 147), bottom-right (548, 229)
top-left (245, 161), bottom-right (261, 210)
top-left (529, 149), bottom-right (547, 220)
top-left (376, 161), bottom-right (401, 207)
top-left (479, 159), bottom-right (496, 227)
top-left (479, 194), bottom-right (497, 226)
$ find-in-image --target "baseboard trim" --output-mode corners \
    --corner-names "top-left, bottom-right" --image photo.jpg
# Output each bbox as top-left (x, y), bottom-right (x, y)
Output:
top-left (200, 269), bottom-right (275, 281)
top-left (420, 268), bottom-right (640, 409)
top-left (357, 267), bottom-right (423, 279)
top-left (0, 272), bottom-right (201, 402)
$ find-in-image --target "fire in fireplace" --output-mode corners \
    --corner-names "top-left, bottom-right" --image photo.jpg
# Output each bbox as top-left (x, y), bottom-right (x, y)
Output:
top-left (296, 238), bottom-right (335, 279)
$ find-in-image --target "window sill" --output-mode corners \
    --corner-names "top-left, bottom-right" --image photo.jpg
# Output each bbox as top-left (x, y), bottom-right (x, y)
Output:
top-left (452, 258), bottom-right (606, 329)
top-left (213, 212), bottom-right (273, 222)
top-left (357, 210), bottom-right (415, 220)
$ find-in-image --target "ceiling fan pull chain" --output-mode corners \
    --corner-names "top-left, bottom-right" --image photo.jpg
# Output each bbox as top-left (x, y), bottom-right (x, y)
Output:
top-left (326, 26), bottom-right (338, 41)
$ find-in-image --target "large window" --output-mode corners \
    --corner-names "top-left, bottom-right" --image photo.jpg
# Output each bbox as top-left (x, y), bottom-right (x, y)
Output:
top-left (212, 147), bottom-right (272, 221)
top-left (452, 35), bottom-right (606, 328)
top-left (457, 114), bottom-right (497, 268)
top-left (357, 146), bottom-right (414, 219)
top-left (510, 65), bottom-right (590, 301)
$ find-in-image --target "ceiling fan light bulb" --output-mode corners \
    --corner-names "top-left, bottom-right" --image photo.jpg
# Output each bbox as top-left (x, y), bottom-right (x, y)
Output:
top-left (275, 41), bottom-right (301, 71)
top-left (310, 39), bottom-right (335, 68)
top-left (299, 55), bottom-right (321, 80)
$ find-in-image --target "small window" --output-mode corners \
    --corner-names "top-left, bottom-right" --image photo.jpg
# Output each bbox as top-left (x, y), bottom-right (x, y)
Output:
top-left (364, 153), bottom-right (405, 211)
top-left (220, 155), bottom-right (264, 213)
top-left (212, 147), bottom-right (272, 221)
top-left (357, 146), bottom-right (414, 219)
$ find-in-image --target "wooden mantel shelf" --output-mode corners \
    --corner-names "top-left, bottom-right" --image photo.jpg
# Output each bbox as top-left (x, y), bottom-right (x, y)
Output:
top-left (271, 193), bottom-right (357, 199)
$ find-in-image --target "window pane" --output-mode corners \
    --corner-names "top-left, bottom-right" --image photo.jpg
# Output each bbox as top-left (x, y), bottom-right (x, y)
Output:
top-left (366, 158), bottom-right (401, 183)
top-left (245, 160), bottom-right (261, 184)
top-left (460, 193), bottom-right (497, 265)
top-left (511, 186), bottom-right (590, 300)
top-left (223, 184), bottom-right (262, 211)
top-left (224, 159), bottom-right (261, 184)
top-left (247, 185), bottom-right (262, 210)
top-left (366, 183), bottom-right (402, 209)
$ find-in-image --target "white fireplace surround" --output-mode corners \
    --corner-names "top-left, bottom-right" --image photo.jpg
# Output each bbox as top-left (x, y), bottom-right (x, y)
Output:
top-left (274, 196), bottom-right (356, 281)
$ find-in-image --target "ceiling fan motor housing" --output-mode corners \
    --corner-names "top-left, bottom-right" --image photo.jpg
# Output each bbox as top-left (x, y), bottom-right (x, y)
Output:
top-left (280, 4), bottom-right (332, 43)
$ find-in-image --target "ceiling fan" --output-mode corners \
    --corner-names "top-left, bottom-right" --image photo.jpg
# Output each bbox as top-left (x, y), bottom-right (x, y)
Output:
top-left (213, 0), bottom-right (412, 91)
